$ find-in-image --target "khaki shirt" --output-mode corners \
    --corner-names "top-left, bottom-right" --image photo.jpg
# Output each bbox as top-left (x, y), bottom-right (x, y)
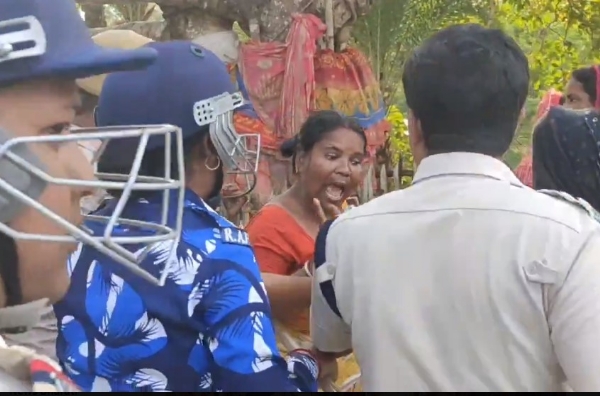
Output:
top-left (0, 300), bottom-right (78, 391)
top-left (312, 152), bottom-right (600, 392)
top-left (1, 305), bottom-right (58, 359)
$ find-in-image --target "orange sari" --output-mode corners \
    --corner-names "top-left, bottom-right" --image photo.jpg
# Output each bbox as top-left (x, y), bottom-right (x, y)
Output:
top-left (247, 205), bottom-right (361, 391)
top-left (247, 205), bottom-right (313, 332)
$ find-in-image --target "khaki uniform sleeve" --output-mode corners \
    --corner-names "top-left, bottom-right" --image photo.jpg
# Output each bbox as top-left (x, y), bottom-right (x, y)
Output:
top-left (1, 306), bottom-right (57, 360)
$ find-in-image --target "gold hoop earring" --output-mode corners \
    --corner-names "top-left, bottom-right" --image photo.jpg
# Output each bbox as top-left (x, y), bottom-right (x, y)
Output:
top-left (205, 156), bottom-right (221, 171)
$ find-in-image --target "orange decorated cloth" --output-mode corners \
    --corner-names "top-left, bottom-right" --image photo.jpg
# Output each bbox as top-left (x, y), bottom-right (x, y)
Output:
top-left (238, 14), bottom-right (389, 154)
top-left (313, 48), bottom-right (389, 155)
top-left (239, 14), bottom-right (326, 142)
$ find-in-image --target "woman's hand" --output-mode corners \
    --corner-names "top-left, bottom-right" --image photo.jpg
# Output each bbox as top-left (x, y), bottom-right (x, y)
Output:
top-left (292, 261), bottom-right (313, 277)
top-left (319, 356), bottom-right (339, 383)
top-left (313, 198), bottom-right (342, 224)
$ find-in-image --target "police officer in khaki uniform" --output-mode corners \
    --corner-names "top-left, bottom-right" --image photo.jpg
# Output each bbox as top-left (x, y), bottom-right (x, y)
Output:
top-left (311, 24), bottom-right (600, 392)
top-left (0, 0), bottom-right (186, 391)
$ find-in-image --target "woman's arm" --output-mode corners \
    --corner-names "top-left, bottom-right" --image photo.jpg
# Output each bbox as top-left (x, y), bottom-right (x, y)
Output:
top-left (261, 271), bottom-right (312, 321)
top-left (247, 207), bottom-right (315, 322)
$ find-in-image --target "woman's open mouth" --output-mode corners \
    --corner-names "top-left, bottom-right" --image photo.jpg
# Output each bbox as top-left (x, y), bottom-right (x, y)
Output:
top-left (325, 184), bottom-right (345, 202)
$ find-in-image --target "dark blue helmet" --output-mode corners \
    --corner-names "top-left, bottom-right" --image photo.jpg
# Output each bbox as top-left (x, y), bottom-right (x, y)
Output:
top-left (0, 0), bottom-right (157, 85)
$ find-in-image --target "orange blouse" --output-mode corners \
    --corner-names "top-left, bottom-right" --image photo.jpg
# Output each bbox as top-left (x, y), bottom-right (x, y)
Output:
top-left (246, 205), bottom-right (314, 333)
top-left (247, 205), bottom-right (314, 275)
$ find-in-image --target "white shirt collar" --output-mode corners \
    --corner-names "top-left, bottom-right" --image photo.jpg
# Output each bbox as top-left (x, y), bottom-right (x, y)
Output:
top-left (412, 152), bottom-right (524, 187)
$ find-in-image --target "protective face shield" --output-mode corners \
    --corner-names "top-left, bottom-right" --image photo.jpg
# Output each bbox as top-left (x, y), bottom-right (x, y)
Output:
top-left (193, 92), bottom-right (260, 197)
top-left (0, 125), bottom-right (185, 286)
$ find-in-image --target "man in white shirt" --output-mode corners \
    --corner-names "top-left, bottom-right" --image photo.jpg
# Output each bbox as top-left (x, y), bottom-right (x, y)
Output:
top-left (311, 23), bottom-right (600, 392)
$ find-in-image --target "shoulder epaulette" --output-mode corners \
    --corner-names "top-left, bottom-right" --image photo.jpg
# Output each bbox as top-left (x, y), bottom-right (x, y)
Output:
top-left (538, 189), bottom-right (600, 221)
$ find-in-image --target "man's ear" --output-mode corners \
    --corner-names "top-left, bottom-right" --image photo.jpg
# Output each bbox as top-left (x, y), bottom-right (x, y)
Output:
top-left (408, 109), bottom-right (429, 167)
top-left (407, 109), bottom-right (424, 147)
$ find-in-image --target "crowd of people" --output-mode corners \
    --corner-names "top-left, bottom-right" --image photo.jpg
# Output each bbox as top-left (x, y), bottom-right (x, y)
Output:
top-left (1, 0), bottom-right (600, 392)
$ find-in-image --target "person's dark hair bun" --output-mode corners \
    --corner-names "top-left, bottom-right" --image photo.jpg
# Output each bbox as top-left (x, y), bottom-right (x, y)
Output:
top-left (279, 136), bottom-right (298, 158)
top-left (279, 110), bottom-right (367, 162)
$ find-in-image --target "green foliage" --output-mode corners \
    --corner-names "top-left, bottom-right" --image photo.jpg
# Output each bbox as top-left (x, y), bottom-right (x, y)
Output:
top-left (357, 0), bottom-right (600, 168)
top-left (352, 0), bottom-right (488, 104)
top-left (233, 22), bottom-right (250, 43)
top-left (386, 105), bottom-right (413, 167)
top-left (496, 0), bottom-right (600, 93)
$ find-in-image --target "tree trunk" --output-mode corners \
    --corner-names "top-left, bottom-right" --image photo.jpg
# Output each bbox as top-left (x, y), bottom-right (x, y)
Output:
top-left (81, 4), bottom-right (107, 28)
top-left (78, 0), bottom-right (373, 46)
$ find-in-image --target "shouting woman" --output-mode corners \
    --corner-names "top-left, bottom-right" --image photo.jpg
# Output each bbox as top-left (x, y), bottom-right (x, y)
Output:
top-left (246, 110), bottom-right (367, 391)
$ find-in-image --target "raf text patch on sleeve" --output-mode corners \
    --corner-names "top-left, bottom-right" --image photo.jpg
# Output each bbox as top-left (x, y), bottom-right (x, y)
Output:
top-left (220, 227), bottom-right (251, 246)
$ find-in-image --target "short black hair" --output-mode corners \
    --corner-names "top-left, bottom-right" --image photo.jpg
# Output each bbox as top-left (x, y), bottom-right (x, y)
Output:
top-left (402, 24), bottom-right (529, 157)
top-left (280, 110), bottom-right (367, 172)
top-left (571, 66), bottom-right (598, 104)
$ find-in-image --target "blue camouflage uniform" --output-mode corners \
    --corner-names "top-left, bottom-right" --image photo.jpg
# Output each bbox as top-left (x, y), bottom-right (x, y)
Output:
top-left (53, 41), bottom-right (319, 392)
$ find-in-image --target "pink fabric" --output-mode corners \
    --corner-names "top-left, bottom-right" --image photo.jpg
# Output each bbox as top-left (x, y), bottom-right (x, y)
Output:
top-left (278, 14), bottom-right (326, 137)
top-left (514, 154), bottom-right (533, 188)
top-left (239, 14), bottom-right (326, 140)
top-left (536, 89), bottom-right (563, 121)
